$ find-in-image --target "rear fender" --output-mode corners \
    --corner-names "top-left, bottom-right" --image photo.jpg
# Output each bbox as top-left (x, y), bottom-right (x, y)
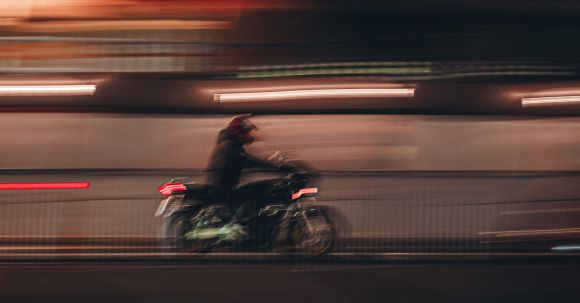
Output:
top-left (156, 195), bottom-right (203, 218)
top-left (155, 196), bottom-right (176, 217)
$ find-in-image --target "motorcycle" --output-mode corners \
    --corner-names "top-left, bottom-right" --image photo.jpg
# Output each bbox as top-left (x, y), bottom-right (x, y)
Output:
top-left (154, 154), bottom-right (336, 256)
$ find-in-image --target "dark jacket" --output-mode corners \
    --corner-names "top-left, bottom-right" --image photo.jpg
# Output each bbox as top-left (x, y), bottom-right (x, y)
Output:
top-left (206, 129), bottom-right (286, 191)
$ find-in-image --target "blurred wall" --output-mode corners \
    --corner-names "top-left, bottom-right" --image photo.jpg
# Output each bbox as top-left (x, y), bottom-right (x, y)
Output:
top-left (1, 114), bottom-right (579, 171)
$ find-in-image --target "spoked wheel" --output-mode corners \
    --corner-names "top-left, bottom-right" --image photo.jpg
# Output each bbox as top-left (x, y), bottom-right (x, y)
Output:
top-left (291, 214), bottom-right (335, 256)
top-left (169, 214), bottom-right (212, 253)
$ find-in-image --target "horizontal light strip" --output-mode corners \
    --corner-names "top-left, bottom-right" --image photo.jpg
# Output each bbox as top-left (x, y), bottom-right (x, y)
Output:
top-left (0, 85), bottom-right (96, 96)
top-left (522, 95), bottom-right (580, 107)
top-left (0, 182), bottom-right (90, 190)
top-left (215, 88), bottom-right (415, 103)
top-left (552, 245), bottom-right (580, 252)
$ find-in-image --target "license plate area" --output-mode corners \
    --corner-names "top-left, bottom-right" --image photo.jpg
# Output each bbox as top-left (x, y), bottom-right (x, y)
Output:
top-left (155, 197), bottom-right (172, 217)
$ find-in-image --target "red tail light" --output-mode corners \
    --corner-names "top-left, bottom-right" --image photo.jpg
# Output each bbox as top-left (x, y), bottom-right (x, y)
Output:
top-left (158, 182), bottom-right (187, 196)
top-left (291, 187), bottom-right (318, 200)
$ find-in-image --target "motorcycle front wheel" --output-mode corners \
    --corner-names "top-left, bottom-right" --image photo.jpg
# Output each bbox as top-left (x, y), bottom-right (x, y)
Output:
top-left (290, 213), bottom-right (335, 256)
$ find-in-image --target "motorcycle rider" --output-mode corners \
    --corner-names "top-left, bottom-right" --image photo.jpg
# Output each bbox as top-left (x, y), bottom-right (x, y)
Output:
top-left (205, 114), bottom-right (294, 243)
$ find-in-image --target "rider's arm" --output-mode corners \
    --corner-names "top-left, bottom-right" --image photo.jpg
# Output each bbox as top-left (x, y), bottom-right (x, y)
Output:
top-left (241, 151), bottom-right (296, 173)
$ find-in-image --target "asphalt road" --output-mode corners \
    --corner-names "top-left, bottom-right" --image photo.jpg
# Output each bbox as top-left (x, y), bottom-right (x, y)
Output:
top-left (1, 261), bottom-right (579, 303)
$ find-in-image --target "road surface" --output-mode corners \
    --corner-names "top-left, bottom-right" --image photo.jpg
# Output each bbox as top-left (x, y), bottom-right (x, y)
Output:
top-left (0, 260), bottom-right (579, 303)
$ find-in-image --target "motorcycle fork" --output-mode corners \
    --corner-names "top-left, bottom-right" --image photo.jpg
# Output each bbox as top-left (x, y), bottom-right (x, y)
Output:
top-left (285, 202), bottom-right (315, 234)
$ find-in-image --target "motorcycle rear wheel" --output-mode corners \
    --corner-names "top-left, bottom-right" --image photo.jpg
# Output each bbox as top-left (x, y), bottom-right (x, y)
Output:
top-left (166, 213), bottom-right (212, 253)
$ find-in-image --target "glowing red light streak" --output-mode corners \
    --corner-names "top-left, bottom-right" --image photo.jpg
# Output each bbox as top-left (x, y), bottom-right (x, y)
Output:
top-left (158, 183), bottom-right (187, 196)
top-left (0, 182), bottom-right (90, 190)
top-left (292, 187), bottom-right (318, 200)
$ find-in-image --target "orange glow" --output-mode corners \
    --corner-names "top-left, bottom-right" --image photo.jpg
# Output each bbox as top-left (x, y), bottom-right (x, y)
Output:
top-left (10, 20), bottom-right (230, 33)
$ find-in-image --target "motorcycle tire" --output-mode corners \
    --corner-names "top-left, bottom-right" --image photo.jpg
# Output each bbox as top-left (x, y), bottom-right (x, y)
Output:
top-left (162, 212), bottom-right (212, 253)
top-left (290, 213), bottom-right (335, 256)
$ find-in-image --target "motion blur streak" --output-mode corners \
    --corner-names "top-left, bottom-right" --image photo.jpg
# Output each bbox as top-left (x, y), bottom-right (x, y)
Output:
top-left (480, 228), bottom-right (580, 238)
top-left (236, 68), bottom-right (432, 78)
top-left (239, 61), bottom-right (433, 70)
top-left (0, 85), bottom-right (96, 96)
top-left (214, 88), bottom-right (415, 102)
top-left (0, 182), bottom-right (90, 190)
top-left (10, 20), bottom-right (230, 32)
top-left (522, 96), bottom-right (580, 107)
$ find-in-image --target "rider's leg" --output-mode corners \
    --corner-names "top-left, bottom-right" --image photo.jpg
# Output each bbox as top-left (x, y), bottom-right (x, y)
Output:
top-left (220, 183), bottom-right (272, 243)
top-left (216, 192), bottom-right (249, 242)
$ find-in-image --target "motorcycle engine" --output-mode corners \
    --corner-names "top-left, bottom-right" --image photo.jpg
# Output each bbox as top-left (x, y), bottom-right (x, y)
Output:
top-left (195, 205), bottom-right (231, 228)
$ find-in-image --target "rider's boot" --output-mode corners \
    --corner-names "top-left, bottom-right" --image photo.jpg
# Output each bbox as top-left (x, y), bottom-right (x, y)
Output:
top-left (218, 220), bottom-right (248, 243)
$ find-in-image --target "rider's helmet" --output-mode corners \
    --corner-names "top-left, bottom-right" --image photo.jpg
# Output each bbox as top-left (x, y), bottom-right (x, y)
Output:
top-left (226, 114), bottom-right (258, 144)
